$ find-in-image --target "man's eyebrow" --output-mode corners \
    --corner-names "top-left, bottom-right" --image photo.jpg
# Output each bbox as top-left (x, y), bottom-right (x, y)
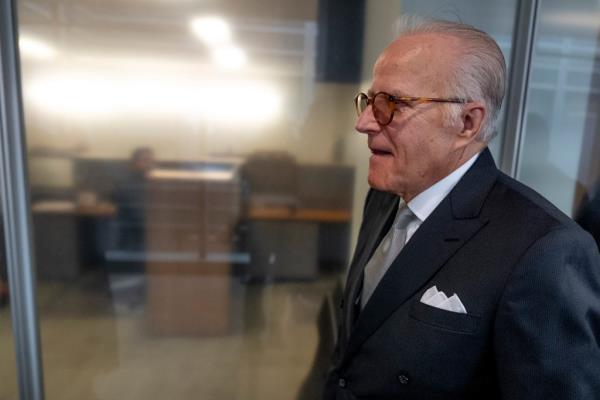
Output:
top-left (389, 90), bottom-right (412, 98)
top-left (367, 89), bottom-right (412, 98)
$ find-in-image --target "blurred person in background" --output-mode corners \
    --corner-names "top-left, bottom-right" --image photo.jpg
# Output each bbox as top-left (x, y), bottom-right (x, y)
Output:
top-left (112, 147), bottom-right (155, 256)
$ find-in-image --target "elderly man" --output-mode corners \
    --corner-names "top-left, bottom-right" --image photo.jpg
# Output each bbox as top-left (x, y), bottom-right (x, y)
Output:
top-left (324, 18), bottom-right (600, 399)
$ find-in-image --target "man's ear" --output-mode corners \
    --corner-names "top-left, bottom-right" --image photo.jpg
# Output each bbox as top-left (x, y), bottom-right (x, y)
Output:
top-left (456, 102), bottom-right (486, 146)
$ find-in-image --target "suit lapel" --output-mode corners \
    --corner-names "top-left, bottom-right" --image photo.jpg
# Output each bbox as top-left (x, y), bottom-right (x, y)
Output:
top-left (343, 193), bottom-right (399, 342)
top-left (344, 200), bottom-right (486, 361)
top-left (342, 148), bottom-right (499, 364)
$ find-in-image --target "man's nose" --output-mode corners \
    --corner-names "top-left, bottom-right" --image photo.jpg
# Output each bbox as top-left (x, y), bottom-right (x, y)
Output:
top-left (355, 106), bottom-right (381, 135)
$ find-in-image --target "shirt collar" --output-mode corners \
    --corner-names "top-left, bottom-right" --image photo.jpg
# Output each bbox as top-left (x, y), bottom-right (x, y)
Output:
top-left (405, 152), bottom-right (480, 222)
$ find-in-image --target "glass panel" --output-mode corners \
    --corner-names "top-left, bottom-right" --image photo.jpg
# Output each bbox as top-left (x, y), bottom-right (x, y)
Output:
top-left (17, 2), bottom-right (353, 398)
top-left (0, 202), bottom-right (19, 399)
top-left (518, 0), bottom-right (600, 250)
top-left (16, 1), bottom-right (518, 398)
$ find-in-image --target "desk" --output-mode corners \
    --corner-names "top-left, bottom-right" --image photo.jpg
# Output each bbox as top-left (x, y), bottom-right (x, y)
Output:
top-left (248, 206), bottom-right (351, 223)
top-left (32, 200), bottom-right (116, 217)
top-left (32, 201), bottom-right (116, 279)
top-left (247, 206), bottom-right (351, 281)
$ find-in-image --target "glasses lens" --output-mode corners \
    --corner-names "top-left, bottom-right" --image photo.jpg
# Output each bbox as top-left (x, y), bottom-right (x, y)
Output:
top-left (355, 93), bottom-right (369, 116)
top-left (373, 93), bottom-right (393, 125)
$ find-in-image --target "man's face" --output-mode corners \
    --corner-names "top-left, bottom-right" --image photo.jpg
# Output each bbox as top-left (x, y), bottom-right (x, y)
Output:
top-left (356, 34), bottom-right (465, 200)
top-left (133, 150), bottom-right (155, 173)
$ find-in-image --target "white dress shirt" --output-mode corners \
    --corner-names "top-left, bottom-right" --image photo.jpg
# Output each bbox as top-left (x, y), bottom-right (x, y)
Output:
top-left (402, 153), bottom-right (480, 243)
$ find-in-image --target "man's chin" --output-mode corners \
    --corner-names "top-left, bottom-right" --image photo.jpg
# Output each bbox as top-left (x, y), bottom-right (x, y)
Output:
top-left (367, 174), bottom-right (403, 196)
top-left (367, 176), bottom-right (389, 193)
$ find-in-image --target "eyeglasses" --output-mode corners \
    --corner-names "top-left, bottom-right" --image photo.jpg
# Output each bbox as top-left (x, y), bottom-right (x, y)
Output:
top-left (354, 92), bottom-right (468, 126)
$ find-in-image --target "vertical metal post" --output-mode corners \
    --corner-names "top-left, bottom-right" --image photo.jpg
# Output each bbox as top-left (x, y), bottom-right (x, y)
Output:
top-left (0, 1), bottom-right (45, 399)
top-left (499, 0), bottom-right (540, 176)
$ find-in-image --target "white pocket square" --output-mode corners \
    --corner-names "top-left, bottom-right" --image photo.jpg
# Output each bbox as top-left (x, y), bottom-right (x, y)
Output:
top-left (420, 285), bottom-right (467, 314)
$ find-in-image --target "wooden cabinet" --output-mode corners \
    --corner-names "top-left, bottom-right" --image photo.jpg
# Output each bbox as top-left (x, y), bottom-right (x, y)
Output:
top-left (144, 169), bottom-right (240, 335)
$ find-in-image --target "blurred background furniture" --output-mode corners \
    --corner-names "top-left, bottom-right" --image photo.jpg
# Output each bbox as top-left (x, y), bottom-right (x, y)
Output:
top-left (28, 154), bottom-right (354, 319)
top-left (32, 201), bottom-right (115, 280)
top-left (144, 168), bottom-right (241, 336)
top-left (240, 152), bottom-right (353, 281)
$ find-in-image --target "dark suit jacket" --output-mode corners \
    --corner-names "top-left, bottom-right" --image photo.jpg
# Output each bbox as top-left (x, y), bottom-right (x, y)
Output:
top-left (324, 148), bottom-right (600, 399)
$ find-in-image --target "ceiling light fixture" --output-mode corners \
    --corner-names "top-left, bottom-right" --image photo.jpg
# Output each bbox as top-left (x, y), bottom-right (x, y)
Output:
top-left (19, 36), bottom-right (56, 60)
top-left (190, 16), bottom-right (232, 47)
top-left (213, 46), bottom-right (247, 70)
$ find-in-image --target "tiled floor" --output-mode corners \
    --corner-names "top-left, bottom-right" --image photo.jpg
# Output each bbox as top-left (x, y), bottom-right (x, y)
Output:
top-left (0, 271), bottom-right (338, 400)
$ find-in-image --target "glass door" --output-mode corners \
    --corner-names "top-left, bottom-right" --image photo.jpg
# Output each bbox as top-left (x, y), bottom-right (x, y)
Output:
top-left (517, 0), bottom-right (600, 252)
top-left (18, 1), bottom-right (357, 397)
top-left (5, 1), bottom-right (520, 399)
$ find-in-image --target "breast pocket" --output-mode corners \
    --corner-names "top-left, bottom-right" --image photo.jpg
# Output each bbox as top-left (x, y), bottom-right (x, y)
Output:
top-left (409, 300), bottom-right (481, 335)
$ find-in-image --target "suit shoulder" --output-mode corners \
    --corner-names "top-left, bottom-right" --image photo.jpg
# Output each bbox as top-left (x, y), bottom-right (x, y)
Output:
top-left (492, 172), bottom-right (579, 232)
top-left (481, 173), bottom-right (599, 280)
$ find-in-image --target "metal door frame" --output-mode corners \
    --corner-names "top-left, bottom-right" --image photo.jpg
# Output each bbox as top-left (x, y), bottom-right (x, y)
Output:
top-left (0, 1), bottom-right (44, 399)
top-left (500, 0), bottom-right (540, 176)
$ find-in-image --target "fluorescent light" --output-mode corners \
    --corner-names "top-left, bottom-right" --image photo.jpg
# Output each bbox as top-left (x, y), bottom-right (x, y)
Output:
top-left (26, 73), bottom-right (114, 116)
top-left (213, 46), bottom-right (247, 70)
top-left (190, 16), bottom-right (250, 70)
top-left (190, 16), bottom-right (232, 47)
top-left (196, 82), bottom-right (281, 124)
top-left (19, 36), bottom-right (56, 60)
top-left (26, 71), bottom-right (282, 125)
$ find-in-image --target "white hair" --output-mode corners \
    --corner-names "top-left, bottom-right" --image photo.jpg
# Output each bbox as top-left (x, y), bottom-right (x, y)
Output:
top-left (394, 16), bottom-right (507, 142)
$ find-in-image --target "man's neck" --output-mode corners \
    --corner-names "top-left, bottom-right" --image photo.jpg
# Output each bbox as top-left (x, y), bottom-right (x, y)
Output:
top-left (401, 144), bottom-right (484, 202)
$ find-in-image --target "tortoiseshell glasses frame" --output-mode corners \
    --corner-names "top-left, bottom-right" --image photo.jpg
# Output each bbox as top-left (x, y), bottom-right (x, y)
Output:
top-left (354, 91), bottom-right (469, 126)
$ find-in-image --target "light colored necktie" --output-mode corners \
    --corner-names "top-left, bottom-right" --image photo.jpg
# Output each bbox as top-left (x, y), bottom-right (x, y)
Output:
top-left (360, 202), bottom-right (415, 309)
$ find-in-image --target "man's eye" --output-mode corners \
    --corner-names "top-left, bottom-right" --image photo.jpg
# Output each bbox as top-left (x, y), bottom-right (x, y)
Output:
top-left (395, 100), bottom-right (411, 110)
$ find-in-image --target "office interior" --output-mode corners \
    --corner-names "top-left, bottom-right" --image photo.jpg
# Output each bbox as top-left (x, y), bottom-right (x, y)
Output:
top-left (1, 0), bottom-right (599, 399)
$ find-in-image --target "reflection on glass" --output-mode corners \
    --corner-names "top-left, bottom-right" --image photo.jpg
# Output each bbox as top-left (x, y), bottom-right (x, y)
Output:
top-left (518, 0), bottom-right (600, 251)
top-left (20, 1), bottom-right (351, 398)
